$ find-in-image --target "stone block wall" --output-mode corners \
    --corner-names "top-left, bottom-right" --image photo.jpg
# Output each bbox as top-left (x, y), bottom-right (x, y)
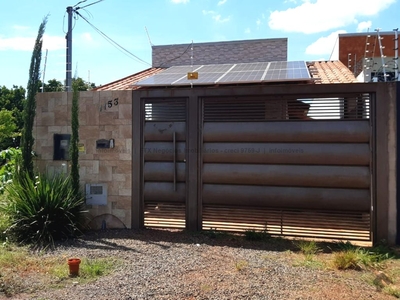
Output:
top-left (34, 90), bottom-right (133, 229)
top-left (152, 38), bottom-right (287, 68)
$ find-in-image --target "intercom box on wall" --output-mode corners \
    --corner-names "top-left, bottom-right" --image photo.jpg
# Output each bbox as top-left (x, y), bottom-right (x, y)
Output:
top-left (96, 139), bottom-right (115, 149)
top-left (53, 134), bottom-right (71, 160)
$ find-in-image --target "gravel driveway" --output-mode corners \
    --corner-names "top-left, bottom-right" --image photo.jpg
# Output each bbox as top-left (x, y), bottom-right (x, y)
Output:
top-left (7, 229), bottom-right (394, 300)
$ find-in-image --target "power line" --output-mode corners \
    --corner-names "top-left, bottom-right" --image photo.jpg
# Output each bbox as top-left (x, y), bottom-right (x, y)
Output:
top-left (74, 10), bottom-right (151, 66)
top-left (156, 43), bottom-right (192, 68)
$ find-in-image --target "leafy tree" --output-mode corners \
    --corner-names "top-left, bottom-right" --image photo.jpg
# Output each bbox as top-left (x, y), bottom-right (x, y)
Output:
top-left (46, 79), bottom-right (64, 92)
top-left (36, 78), bottom-right (95, 92)
top-left (0, 147), bottom-right (21, 194)
top-left (0, 110), bottom-right (17, 150)
top-left (37, 79), bottom-right (64, 92)
top-left (0, 85), bottom-right (25, 148)
top-left (70, 81), bottom-right (80, 196)
top-left (21, 16), bottom-right (47, 179)
top-left (72, 77), bottom-right (95, 91)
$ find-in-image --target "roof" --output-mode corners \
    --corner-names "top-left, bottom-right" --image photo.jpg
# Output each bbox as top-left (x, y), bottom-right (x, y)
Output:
top-left (93, 68), bottom-right (164, 91)
top-left (94, 60), bottom-right (357, 91)
top-left (307, 61), bottom-right (358, 84)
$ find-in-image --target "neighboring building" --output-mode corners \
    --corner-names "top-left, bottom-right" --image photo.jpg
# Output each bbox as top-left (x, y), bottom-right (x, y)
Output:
top-left (152, 38), bottom-right (287, 68)
top-left (33, 38), bottom-right (399, 245)
top-left (338, 31), bottom-right (399, 82)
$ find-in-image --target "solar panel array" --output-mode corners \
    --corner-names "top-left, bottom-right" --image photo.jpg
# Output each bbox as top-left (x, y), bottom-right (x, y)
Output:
top-left (135, 61), bottom-right (312, 86)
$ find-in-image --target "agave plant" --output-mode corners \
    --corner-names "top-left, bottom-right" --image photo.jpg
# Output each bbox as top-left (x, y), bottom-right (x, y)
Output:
top-left (2, 172), bottom-right (86, 248)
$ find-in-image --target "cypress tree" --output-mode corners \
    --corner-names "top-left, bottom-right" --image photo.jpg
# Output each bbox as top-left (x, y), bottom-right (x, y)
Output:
top-left (21, 17), bottom-right (47, 178)
top-left (70, 81), bottom-right (80, 196)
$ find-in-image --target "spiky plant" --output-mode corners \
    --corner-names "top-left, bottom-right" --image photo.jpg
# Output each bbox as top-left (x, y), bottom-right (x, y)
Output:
top-left (2, 173), bottom-right (86, 248)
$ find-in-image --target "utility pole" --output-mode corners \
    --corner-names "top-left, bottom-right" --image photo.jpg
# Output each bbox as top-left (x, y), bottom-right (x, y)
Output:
top-left (66, 6), bottom-right (73, 92)
top-left (65, 1), bottom-right (104, 91)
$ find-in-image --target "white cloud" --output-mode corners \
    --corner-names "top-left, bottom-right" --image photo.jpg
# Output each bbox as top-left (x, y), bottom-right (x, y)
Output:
top-left (245, 28), bottom-right (251, 34)
top-left (305, 30), bottom-right (346, 60)
top-left (81, 32), bottom-right (93, 42)
top-left (218, 0), bottom-right (227, 5)
top-left (0, 34), bottom-right (64, 51)
top-left (357, 21), bottom-right (372, 32)
top-left (256, 19), bottom-right (262, 26)
top-left (268, 0), bottom-right (395, 34)
top-left (12, 25), bottom-right (30, 31)
top-left (213, 15), bottom-right (230, 23)
top-left (202, 10), bottom-right (215, 15)
top-left (171, 0), bottom-right (189, 3)
top-left (43, 35), bottom-right (65, 51)
top-left (202, 10), bottom-right (230, 23)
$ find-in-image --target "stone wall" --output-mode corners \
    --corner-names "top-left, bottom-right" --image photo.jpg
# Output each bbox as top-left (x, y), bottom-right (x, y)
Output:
top-left (34, 90), bottom-right (132, 229)
top-left (152, 38), bottom-right (287, 68)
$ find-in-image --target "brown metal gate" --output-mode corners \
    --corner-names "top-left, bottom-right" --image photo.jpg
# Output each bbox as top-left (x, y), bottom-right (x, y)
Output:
top-left (141, 98), bottom-right (187, 228)
top-left (200, 95), bottom-right (372, 242)
top-left (133, 86), bottom-right (376, 243)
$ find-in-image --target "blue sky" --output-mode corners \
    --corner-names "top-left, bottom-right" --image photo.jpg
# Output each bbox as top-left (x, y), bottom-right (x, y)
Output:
top-left (0, 0), bottom-right (398, 89)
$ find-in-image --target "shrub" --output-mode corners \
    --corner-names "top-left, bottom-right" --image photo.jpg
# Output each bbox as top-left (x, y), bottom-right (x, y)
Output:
top-left (1, 172), bottom-right (86, 248)
top-left (0, 148), bottom-right (21, 194)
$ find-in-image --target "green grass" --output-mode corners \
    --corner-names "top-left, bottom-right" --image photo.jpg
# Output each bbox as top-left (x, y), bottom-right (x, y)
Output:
top-left (383, 286), bottom-right (400, 298)
top-left (51, 257), bottom-right (118, 282)
top-left (332, 246), bottom-right (390, 270)
top-left (0, 245), bottom-right (120, 296)
top-left (293, 240), bottom-right (321, 256)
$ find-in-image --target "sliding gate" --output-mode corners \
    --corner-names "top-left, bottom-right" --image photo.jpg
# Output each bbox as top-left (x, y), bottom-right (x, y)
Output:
top-left (201, 95), bottom-right (372, 242)
top-left (135, 89), bottom-right (374, 243)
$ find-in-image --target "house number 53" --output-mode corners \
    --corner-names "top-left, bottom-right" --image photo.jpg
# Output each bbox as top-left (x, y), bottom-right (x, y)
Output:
top-left (106, 98), bottom-right (119, 109)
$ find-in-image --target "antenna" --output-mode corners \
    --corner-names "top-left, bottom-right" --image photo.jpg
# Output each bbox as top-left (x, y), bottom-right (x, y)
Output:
top-left (65, 0), bottom-right (104, 91)
top-left (41, 49), bottom-right (48, 92)
top-left (145, 26), bottom-right (154, 47)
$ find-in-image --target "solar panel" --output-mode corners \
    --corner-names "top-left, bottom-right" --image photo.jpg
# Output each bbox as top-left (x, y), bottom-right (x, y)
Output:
top-left (135, 61), bottom-right (311, 86)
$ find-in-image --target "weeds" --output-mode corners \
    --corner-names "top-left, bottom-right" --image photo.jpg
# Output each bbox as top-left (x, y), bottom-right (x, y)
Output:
top-left (294, 240), bottom-right (320, 256)
top-left (51, 257), bottom-right (117, 282)
top-left (234, 260), bottom-right (248, 272)
top-left (202, 228), bottom-right (232, 239)
top-left (0, 246), bottom-right (119, 296)
top-left (332, 246), bottom-right (390, 270)
top-left (383, 286), bottom-right (400, 298)
top-left (244, 229), bottom-right (270, 241)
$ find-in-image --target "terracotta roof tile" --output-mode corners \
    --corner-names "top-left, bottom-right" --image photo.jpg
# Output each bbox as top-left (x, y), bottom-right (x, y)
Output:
top-left (307, 60), bottom-right (358, 84)
top-left (93, 68), bottom-right (164, 91)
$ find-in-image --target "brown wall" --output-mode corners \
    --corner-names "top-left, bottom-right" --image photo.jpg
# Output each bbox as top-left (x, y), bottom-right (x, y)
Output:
top-left (34, 90), bottom-right (133, 229)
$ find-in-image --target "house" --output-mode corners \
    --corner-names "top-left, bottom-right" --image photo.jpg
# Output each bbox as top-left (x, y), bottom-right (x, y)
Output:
top-left (338, 31), bottom-right (399, 82)
top-left (33, 38), bottom-right (399, 245)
